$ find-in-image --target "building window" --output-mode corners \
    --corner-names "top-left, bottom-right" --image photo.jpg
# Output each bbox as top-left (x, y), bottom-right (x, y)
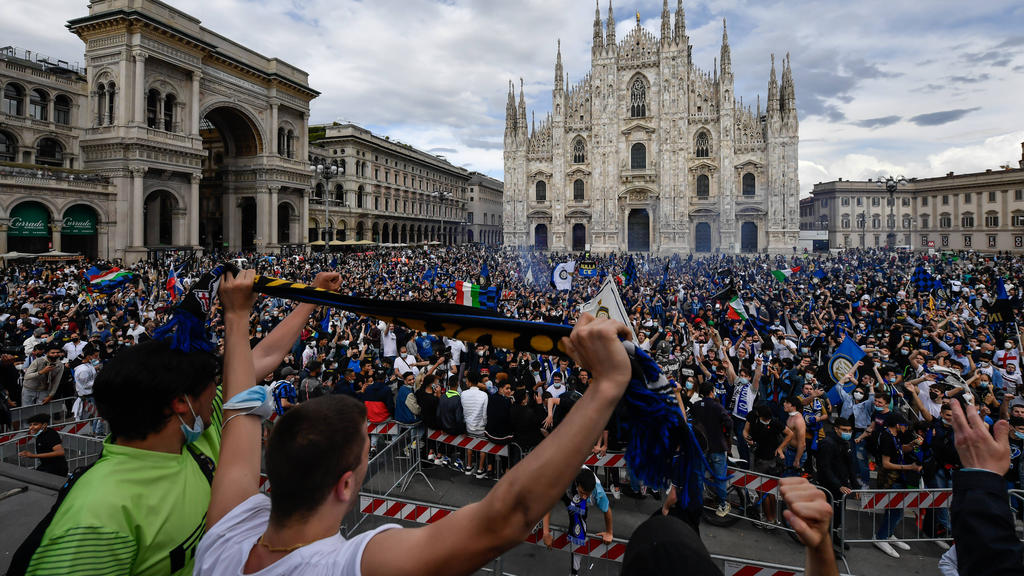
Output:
top-left (843, 234), bottom-right (850, 246)
top-left (871, 197), bottom-right (880, 207)
top-left (278, 128), bottom-right (286, 156)
top-left (629, 78), bottom-right (646, 118)
top-left (3, 83), bottom-right (25, 116)
top-left (942, 195), bottom-right (949, 206)
top-left (1012, 213), bottom-right (1024, 227)
top-left (163, 93), bottom-right (176, 131)
top-left (0, 131), bottom-right (16, 162)
top-left (939, 213), bottom-right (951, 228)
top-left (35, 137), bottom-right (64, 167)
top-left (841, 198), bottom-right (850, 207)
top-left (961, 213), bottom-right (975, 228)
top-left (841, 215), bottom-right (850, 229)
top-left (695, 132), bottom-right (711, 158)
top-left (572, 138), bottom-right (585, 163)
top-left (921, 215), bottom-right (929, 228)
top-left (871, 215), bottom-right (880, 229)
top-left (29, 89), bottom-right (48, 121)
top-left (901, 198), bottom-right (910, 206)
top-left (535, 181), bottom-right (547, 202)
top-left (630, 143), bottom-right (646, 170)
top-left (573, 179), bottom-right (585, 201)
top-left (467, 212), bottom-right (473, 224)
top-left (1016, 190), bottom-right (1023, 201)
top-left (821, 199), bottom-right (829, 208)
top-left (887, 198), bottom-right (894, 207)
top-left (988, 235), bottom-right (997, 248)
top-left (856, 198), bottom-right (863, 207)
top-left (902, 215), bottom-right (912, 229)
top-left (874, 235), bottom-right (880, 247)
top-left (964, 192), bottom-right (972, 203)
top-left (742, 173), bottom-right (755, 196)
top-left (989, 191), bottom-right (997, 202)
top-left (856, 214), bottom-right (865, 229)
top-left (964, 235), bottom-right (972, 247)
top-left (921, 235), bottom-right (929, 247)
top-left (921, 197), bottom-right (929, 207)
top-left (696, 174), bottom-right (710, 198)
top-left (985, 213), bottom-right (999, 227)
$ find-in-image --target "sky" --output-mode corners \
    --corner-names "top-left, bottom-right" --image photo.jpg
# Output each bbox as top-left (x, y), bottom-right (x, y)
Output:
top-left (5, 0), bottom-right (1024, 194)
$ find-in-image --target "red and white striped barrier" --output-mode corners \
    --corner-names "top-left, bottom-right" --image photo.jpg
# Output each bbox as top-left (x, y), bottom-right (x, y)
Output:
top-left (584, 452), bottom-right (626, 468)
top-left (858, 489), bottom-right (951, 510)
top-left (358, 494), bottom-right (626, 562)
top-left (0, 419), bottom-right (101, 446)
top-left (259, 474), bottom-right (272, 494)
top-left (367, 421), bottom-right (400, 436)
top-left (723, 561), bottom-right (799, 576)
top-left (426, 429), bottom-right (508, 456)
top-left (727, 468), bottom-right (780, 495)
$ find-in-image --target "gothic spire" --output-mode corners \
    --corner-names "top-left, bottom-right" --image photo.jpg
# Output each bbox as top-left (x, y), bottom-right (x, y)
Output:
top-left (661, 0), bottom-right (671, 40)
top-left (518, 77), bottom-right (527, 127)
top-left (768, 54), bottom-right (779, 105)
top-left (554, 40), bottom-right (564, 91)
top-left (593, 0), bottom-right (603, 50)
top-left (781, 53), bottom-right (796, 112)
top-left (606, 0), bottom-right (616, 45)
top-left (720, 18), bottom-right (731, 76)
top-left (674, 0), bottom-right (685, 41)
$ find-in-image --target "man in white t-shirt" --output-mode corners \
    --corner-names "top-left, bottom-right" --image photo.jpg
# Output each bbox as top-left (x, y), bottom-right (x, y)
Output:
top-left (197, 312), bottom-right (634, 576)
top-left (392, 343), bottom-right (424, 380)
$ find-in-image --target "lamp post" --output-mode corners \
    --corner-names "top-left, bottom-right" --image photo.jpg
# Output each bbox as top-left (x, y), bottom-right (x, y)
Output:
top-left (877, 175), bottom-right (906, 248)
top-left (435, 187), bottom-right (451, 245)
top-left (310, 161), bottom-right (342, 246)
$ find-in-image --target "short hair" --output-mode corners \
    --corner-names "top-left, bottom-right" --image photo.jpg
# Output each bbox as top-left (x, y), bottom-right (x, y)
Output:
top-left (93, 340), bottom-right (221, 441)
top-left (402, 371), bottom-right (414, 380)
top-left (46, 343), bottom-right (62, 353)
top-left (755, 405), bottom-right (772, 419)
top-left (784, 396), bottom-right (803, 410)
top-left (466, 371), bottom-right (480, 385)
top-left (81, 343), bottom-right (97, 357)
top-left (267, 395), bottom-right (367, 523)
top-left (27, 413), bottom-right (50, 425)
top-left (575, 469), bottom-right (596, 493)
top-left (834, 416), bottom-right (853, 428)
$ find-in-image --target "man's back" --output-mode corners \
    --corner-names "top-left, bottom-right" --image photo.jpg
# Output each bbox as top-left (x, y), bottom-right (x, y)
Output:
top-left (461, 386), bottom-right (488, 435)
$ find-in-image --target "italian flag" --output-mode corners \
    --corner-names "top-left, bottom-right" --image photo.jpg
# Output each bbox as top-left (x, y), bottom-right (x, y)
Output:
top-left (727, 296), bottom-right (749, 321)
top-left (89, 268), bottom-right (132, 285)
top-left (770, 267), bottom-right (801, 282)
top-left (455, 281), bottom-right (484, 308)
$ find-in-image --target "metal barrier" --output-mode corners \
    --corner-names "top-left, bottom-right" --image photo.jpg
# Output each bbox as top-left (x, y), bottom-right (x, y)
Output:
top-left (0, 430), bottom-right (103, 469)
top-left (840, 487), bottom-right (953, 544)
top-left (3, 396), bottom-right (75, 432)
top-left (0, 417), bottom-right (104, 447)
top-left (1009, 489), bottom-right (1024, 540)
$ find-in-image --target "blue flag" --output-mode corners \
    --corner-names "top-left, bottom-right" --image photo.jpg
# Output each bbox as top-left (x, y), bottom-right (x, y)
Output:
top-left (320, 314), bottom-right (331, 334)
top-left (622, 256), bottom-right (636, 286)
top-left (659, 261), bottom-right (670, 290)
top-left (329, 256), bottom-right (338, 269)
top-left (813, 268), bottom-right (826, 280)
top-left (422, 267), bottom-right (437, 285)
top-left (480, 261), bottom-right (490, 281)
top-left (827, 335), bottom-right (865, 387)
top-left (910, 265), bottom-right (941, 293)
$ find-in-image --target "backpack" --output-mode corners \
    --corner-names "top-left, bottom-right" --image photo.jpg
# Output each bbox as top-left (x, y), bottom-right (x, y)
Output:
top-left (7, 444), bottom-right (214, 576)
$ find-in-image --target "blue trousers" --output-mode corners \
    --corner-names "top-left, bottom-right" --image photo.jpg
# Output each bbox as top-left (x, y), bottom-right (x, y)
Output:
top-left (708, 452), bottom-right (728, 503)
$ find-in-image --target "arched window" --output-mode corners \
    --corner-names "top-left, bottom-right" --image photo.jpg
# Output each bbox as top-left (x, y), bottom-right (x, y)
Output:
top-left (902, 215), bottom-right (912, 229)
top-left (4, 83), bottom-right (25, 116)
top-left (695, 132), bottom-right (711, 158)
top-left (107, 82), bottom-right (116, 125)
top-left (29, 89), bottom-right (48, 121)
top-left (0, 131), bottom-right (16, 163)
top-left (146, 89), bottom-right (160, 129)
top-left (841, 215), bottom-right (851, 229)
top-left (961, 212), bottom-right (975, 228)
top-left (696, 174), bottom-right (710, 197)
top-left (36, 138), bottom-right (64, 167)
top-left (278, 128), bottom-right (286, 156)
top-left (286, 130), bottom-right (295, 159)
top-left (54, 95), bottom-right (71, 125)
top-left (335, 184), bottom-right (345, 204)
top-left (572, 138), bottom-right (585, 163)
top-left (314, 183), bottom-right (324, 199)
top-left (96, 84), bottom-right (106, 125)
top-left (630, 78), bottom-right (647, 118)
top-left (357, 186), bottom-right (365, 208)
top-left (856, 214), bottom-right (866, 229)
top-left (742, 173), bottom-right (755, 196)
top-left (535, 181), bottom-right (547, 202)
top-left (163, 93), bottom-right (176, 131)
top-left (573, 179), bottom-right (585, 201)
top-left (630, 143), bottom-right (646, 170)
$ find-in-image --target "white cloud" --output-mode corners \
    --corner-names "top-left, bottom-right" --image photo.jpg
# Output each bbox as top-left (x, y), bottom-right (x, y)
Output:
top-left (4, 0), bottom-right (1023, 186)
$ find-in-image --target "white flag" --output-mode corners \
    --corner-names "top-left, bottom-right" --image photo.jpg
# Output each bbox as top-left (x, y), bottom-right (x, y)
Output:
top-left (582, 278), bottom-right (639, 344)
top-left (525, 267), bottom-right (534, 285)
top-left (553, 261), bottom-right (575, 291)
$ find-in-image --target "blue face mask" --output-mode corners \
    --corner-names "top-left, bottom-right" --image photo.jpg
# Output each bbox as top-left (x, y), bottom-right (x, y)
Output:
top-left (177, 397), bottom-right (204, 445)
top-left (840, 432), bottom-right (853, 441)
top-left (1016, 431), bottom-right (1024, 441)
top-left (685, 381), bottom-right (694, 391)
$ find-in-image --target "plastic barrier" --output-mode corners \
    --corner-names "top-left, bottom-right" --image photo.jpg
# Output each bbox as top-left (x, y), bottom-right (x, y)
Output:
top-left (426, 429), bottom-right (509, 456)
top-left (584, 452), bottom-right (626, 468)
top-left (0, 418), bottom-right (104, 446)
top-left (840, 487), bottom-right (953, 544)
top-left (368, 421), bottom-right (401, 436)
top-left (722, 560), bottom-right (799, 576)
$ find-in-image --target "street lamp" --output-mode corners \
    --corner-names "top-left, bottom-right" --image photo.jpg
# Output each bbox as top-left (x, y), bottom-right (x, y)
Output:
top-left (435, 187), bottom-right (451, 245)
top-left (877, 175), bottom-right (906, 248)
top-left (310, 161), bottom-right (342, 245)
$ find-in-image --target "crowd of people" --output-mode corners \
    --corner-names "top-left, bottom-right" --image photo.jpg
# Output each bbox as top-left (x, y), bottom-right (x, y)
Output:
top-left (1, 244), bottom-right (1023, 575)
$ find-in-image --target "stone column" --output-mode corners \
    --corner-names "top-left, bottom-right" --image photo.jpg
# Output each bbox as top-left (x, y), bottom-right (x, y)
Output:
top-left (118, 51), bottom-right (129, 125)
top-left (268, 187), bottom-right (279, 246)
top-left (131, 166), bottom-right (147, 246)
top-left (190, 173), bottom-right (201, 247)
top-left (270, 104), bottom-right (279, 155)
top-left (0, 222), bottom-right (8, 254)
top-left (50, 223), bottom-right (62, 252)
top-left (191, 71), bottom-right (202, 136)
top-left (255, 189), bottom-right (270, 250)
top-left (132, 50), bottom-right (147, 126)
top-left (300, 112), bottom-right (309, 161)
top-left (301, 192), bottom-right (310, 245)
top-left (97, 223), bottom-right (109, 260)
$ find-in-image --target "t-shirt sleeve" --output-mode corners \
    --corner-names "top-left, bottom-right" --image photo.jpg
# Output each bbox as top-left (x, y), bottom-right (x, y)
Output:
top-left (38, 429), bottom-right (61, 453)
top-left (591, 482), bottom-right (610, 513)
top-left (27, 526), bottom-right (137, 576)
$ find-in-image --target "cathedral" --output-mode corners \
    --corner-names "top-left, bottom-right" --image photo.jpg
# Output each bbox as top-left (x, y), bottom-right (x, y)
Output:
top-left (503, 0), bottom-right (800, 254)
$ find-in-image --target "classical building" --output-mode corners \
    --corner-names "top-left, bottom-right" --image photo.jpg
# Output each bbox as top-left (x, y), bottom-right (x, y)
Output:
top-left (802, 146), bottom-right (1024, 253)
top-left (466, 172), bottom-right (503, 245)
top-left (308, 123), bottom-right (469, 246)
top-left (503, 1), bottom-right (800, 254)
top-left (1, 0), bottom-right (317, 262)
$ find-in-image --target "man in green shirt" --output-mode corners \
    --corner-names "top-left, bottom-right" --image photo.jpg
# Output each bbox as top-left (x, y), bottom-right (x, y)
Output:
top-left (24, 269), bottom-right (340, 576)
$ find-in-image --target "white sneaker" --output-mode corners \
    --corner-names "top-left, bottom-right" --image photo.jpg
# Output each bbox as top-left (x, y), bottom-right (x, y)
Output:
top-left (610, 485), bottom-right (622, 500)
top-left (935, 540), bottom-right (951, 551)
top-left (888, 536), bottom-right (911, 551)
top-left (475, 468), bottom-right (487, 479)
top-left (874, 541), bottom-right (900, 558)
top-left (716, 502), bottom-right (731, 517)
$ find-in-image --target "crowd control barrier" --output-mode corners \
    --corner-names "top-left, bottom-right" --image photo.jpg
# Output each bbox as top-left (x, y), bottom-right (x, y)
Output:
top-left (0, 417), bottom-right (104, 447)
top-left (840, 487), bottom-right (953, 545)
top-left (0, 428), bottom-right (103, 469)
top-left (3, 396), bottom-right (75, 432)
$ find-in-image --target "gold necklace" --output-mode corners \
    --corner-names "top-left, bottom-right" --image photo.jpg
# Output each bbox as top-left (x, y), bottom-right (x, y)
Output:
top-left (258, 534), bottom-right (315, 554)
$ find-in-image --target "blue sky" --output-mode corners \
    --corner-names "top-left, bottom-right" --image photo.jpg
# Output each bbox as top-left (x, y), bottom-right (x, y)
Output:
top-left (6, 0), bottom-right (1024, 193)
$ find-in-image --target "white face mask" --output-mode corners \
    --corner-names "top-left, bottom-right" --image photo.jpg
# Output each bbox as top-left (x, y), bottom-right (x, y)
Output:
top-left (853, 391), bottom-right (865, 401)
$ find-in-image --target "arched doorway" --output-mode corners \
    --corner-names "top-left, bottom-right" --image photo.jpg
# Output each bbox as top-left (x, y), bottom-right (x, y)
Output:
top-left (277, 203), bottom-right (293, 244)
top-left (239, 197), bottom-right (257, 249)
top-left (467, 229), bottom-right (474, 243)
top-left (7, 201), bottom-right (52, 253)
top-left (144, 190), bottom-right (177, 246)
top-left (534, 223), bottom-right (548, 250)
top-left (400, 224), bottom-right (407, 244)
top-left (199, 105), bottom-right (263, 251)
top-left (61, 204), bottom-right (99, 259)
top-left (627, 209), bottom-right (650, 252)
top-left (740, 222), bottom-right (758, 253)
top-left (356, 221), bottom-right (365, 241)
top-left (572, 223), bottom-right (586, 252)
top-left (372, 222), bottom-right (380, 243)
top-left (381, 223), bottom-right (390, 244)
top-left (695, 222), bottom-right (712, 253)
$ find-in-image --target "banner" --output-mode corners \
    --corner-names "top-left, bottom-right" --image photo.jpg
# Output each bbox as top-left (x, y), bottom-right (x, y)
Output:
top-left (577, 260), bottom-right (599, 278)
top-left (553, 261), bottom-right (575, 291)
top-left (8, 202), bottom-right (50, 238)
top-left (581, 278), bottom-right (638, 344)
top-left (828, 335), bottom-right (865, 386)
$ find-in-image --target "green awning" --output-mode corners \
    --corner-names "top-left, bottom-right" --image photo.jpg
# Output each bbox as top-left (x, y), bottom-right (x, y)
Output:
top-left (61, 205), bottom-right (97, 235)
top-left (9, 202), bottom-right (51, 238)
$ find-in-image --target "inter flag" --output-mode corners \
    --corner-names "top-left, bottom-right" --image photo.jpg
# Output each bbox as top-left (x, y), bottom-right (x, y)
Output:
top-left (525, 267), bottom-right (534, 285)
top-left (553, 261), bottom-right (575, 291)
top-left (726, 296), bottom-right (749, 321)
top-left (770, 267), bottom-right (801, 282)
top-left (455, 281), bottom-right (498, 310)
top-left (621, 256), bottom-right (636, 286)
top-left (582, 278), bottom-right (639, 344)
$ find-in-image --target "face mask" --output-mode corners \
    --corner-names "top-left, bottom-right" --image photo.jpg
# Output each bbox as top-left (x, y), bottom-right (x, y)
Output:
top-left (941, 418), bottom-right (952, 427)
top-left (90, 359), bottom-right (100, 367)
top-left (177, 397), bottom-right (204, 445)
top-left (1007, 343), bottom-right (1015, 350)
top-left (900, 349), bottom-right (909, 355)
top-left (839, 432), bottom-right (853, 441)
top-left (853, 391), bottom-right (865, 401)
top-left (1016, 431), bottom-right (1024, 441)
top-left (788, 411), bottom-right (800, 417)
top-left (759, 419), bottom-right (771, 426)
top-left (685, 382), bottom-right (694, 391)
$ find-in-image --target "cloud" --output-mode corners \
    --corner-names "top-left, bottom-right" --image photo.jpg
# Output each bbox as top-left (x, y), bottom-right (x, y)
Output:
top-left (948, 73), bottom-right (991, 84)
top-left (908, 108), bottom-right (981, 126)
top-left (428, 148), bottom-right (458, 154)
top-left (996, 36), bottom-right (1024, 48)
top-left (852, 115), bottom-right (901, 129)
